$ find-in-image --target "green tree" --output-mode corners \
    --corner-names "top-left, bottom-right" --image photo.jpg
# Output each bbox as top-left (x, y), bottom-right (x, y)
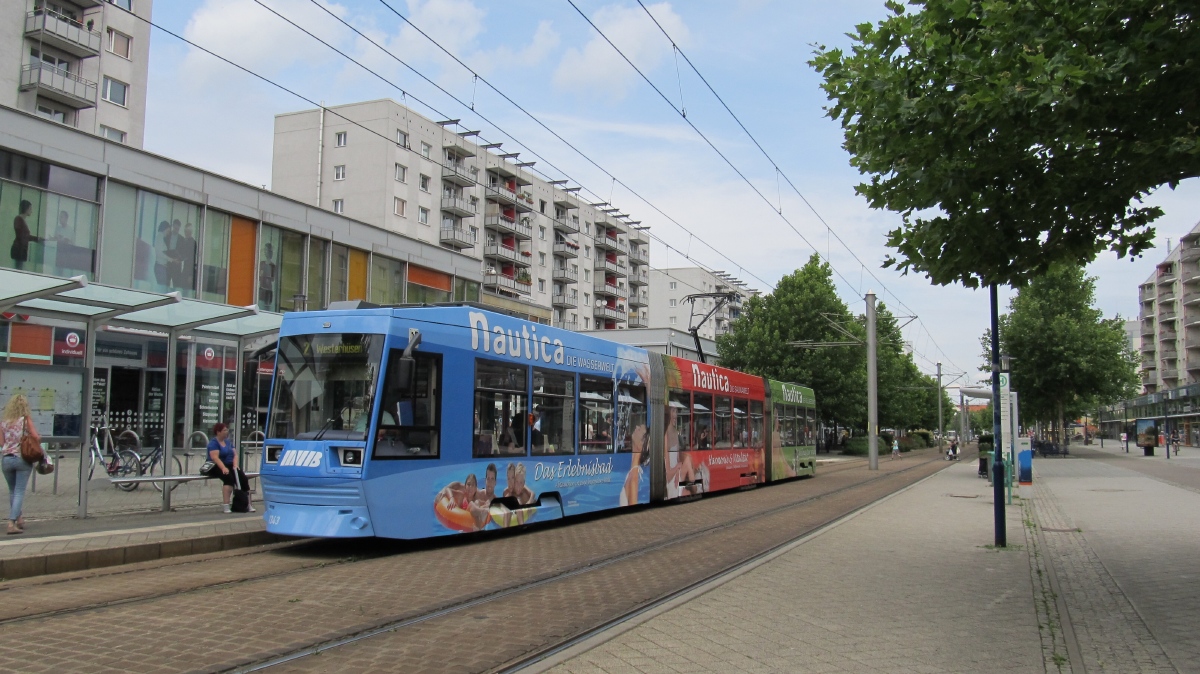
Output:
top-left (718, 255), bottom-right (867, 427)
top-left (994, 264), bottom-right (1139, 439)
top-left (810, 0), bottom-right (1200, 287)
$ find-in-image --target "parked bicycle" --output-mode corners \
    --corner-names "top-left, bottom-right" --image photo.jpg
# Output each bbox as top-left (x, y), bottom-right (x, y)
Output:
top-left (134, 442), bottom-right (184, 492)
top-left (87, 423), bottom-right (141, 491)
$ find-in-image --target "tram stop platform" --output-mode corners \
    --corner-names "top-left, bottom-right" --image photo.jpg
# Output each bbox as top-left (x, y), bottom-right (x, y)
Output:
top-left (541, 446), bottom-right (1200, 674)
top-left (0, 504), bottom-right (272, 580)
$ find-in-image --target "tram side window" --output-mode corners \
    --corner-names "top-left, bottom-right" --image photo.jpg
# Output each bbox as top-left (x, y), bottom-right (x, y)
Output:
top-left (693, 393), bottom-right (713, 450)
top-left (714, 396), bottom-right (732, 448)
top-left (617, 384), bottom-right (647, 453)
top-left (667, 390), bottom-right (691, 452)
top-left (803, 407), bottom-right (816, 446)
top-left (533, 368), bottom-right (575, 456)
top-left (474, 360), bottom-right (528, 458)
top-left (785, 406), bottom-right (798, 446)
top-left (749, 400), bottom-right (764, 448)
top-left (374, 352), bottom-right (440, 458)
top-left (733, 399), bottom-right (749, 447)
top-left (772, 403), bottom-right (785, 447)
top-left (579, 375), bottom-right (614, 454)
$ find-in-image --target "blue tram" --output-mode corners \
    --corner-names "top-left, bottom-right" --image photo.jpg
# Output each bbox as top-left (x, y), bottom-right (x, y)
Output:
top-left (260, 304), bottom-right (816, 540)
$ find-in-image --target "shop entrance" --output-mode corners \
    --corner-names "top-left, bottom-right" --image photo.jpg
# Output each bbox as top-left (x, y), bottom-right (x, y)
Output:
top-left (109, 366), bottom-right (142, 430)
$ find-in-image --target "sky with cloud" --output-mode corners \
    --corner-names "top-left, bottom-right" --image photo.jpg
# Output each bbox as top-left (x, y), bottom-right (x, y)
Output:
top-left (142, 0), bottom-right (1200, 384)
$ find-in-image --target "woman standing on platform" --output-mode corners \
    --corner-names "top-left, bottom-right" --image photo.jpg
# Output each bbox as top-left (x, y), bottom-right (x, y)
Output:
top-left (1, 394), bottom-right (40, 534)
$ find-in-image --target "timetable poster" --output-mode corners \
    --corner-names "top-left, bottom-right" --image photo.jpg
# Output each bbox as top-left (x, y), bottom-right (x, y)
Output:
top-left (0, 367), bottom-right (84, 439)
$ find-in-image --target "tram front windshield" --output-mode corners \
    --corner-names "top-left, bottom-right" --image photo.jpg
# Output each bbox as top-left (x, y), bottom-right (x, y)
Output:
top-left (270, 333), bottom-right (382, 441)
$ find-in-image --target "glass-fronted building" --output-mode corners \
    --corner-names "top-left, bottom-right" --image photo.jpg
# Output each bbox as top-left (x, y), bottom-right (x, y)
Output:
top-left (0, 105), bottom-right (481, 452)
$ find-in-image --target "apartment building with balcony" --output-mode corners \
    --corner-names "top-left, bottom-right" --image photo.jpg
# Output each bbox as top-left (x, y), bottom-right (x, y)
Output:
top-left (647, 267), bottom-right (756, 339)
top-left (271, 99), bottom-right (648, 330)
top-left (1, 1), bottom-right (151, 147)
top-left (1136, 227), bottom-right (1200, 394)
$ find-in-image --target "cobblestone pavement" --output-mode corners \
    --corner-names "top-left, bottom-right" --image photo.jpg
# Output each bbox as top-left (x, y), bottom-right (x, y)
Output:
top-left (1031, 457), bottom-right (1199, 672)
top-left (0, 451), bottom-right (943, 674)
top-left (544, 460), bottom-right (1040, 674)
top-left (545, 451), bottom-right (1199, 674)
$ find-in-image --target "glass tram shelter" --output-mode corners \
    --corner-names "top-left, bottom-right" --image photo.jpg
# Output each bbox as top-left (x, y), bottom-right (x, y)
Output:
top-left (0, 268), bottom-right (281, 517)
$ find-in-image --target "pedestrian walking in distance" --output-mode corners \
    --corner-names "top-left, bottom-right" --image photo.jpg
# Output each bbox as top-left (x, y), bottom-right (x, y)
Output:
top-left (891, 438), bottom-right (901, 460)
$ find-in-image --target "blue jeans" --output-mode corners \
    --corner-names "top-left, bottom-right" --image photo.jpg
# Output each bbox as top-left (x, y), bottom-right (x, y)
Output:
top-left (2, 454), bottom-right (33, 522)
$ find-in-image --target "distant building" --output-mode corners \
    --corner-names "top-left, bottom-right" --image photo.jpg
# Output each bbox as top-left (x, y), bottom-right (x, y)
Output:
top-left (647, 267), bottom-right (756, 340)
top-left (1, 0), bottom-right (152, 147)
top-left (1124, 319), bottom-right (1140, 357)
top-left (1136, 228), bottom-right (1200, 393)
top-left (271, 99), bottom-right (650, 331)
top-left (579, 327), bottom-right (720, 364)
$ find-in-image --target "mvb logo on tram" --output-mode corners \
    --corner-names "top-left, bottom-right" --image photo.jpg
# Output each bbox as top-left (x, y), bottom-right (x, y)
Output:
top-left (280, 450), bottom-right (323, 468)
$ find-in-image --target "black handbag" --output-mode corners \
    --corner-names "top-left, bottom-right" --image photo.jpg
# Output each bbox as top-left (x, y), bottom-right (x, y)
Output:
top-left (199, 460), bottom-right (216, 475)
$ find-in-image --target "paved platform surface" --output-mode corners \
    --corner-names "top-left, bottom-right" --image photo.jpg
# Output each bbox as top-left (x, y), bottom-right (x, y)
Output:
top-left (0, 505), bottom-right (269, 579)
top-left (544, 450), bottom-right (1200, 674)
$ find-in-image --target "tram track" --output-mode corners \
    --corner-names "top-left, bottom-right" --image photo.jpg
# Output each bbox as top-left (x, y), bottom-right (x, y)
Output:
top-left (0, 451), bottom-right (949, 674)
top-left (0, 456), bottom-right (869, 629)
top-left (231, 453), bottom-right (950, 673)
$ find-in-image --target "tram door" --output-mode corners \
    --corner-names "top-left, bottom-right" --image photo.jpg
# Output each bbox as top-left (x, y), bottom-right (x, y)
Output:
top-left (109, 367), bottom-right (142, 439)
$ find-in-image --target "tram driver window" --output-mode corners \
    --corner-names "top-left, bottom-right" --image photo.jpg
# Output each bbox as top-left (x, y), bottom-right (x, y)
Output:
top-left (373, 352), bottom-right (440, 458)
top-left (474, 360), bottom-right (528, 458)
top-left (693, 393), bottom-right (713, 449)
top-left (617, 384), bottom-right (647, 453)
top-left (533, 368), bottom-right (575, 455)
top-left (579, 376), bottom-right (614, 454)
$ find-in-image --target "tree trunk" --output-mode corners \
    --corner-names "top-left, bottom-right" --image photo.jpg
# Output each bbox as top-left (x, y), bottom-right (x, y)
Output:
top-left (1057, 400), bottom-right (1065, 446)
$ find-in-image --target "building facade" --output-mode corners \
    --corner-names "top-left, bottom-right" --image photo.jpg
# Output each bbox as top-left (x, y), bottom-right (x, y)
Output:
top-left (1, 0), bottom-right (151, 148)
top-left (271, 99), bottom-right (651, 331)
top-left (647, 267), bottom-right (755, 339)
top-left (0, 104), bottom-right (481, 449)
top-left (1136, 227), bottom-right (1200, 394)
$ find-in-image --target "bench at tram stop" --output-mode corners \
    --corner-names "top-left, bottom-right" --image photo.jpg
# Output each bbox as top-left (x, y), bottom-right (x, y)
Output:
top-left (109, 471), bottom-right (260, 489)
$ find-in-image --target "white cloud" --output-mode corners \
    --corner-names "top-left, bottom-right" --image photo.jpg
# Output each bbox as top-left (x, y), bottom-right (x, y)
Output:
top-left (179, 0), bottom-right (352, 87)
top-left (553, 2), bottom-right (689, 99)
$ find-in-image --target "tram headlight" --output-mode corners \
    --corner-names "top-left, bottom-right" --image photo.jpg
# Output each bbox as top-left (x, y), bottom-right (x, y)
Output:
top-left (339, 448), bottom-right (363, 467)
top-left (265, 446), bottom-right (283, 463)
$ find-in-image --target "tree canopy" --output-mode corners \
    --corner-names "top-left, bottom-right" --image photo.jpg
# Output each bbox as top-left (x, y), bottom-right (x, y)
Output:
top-left (811, 0), bottom-right (1200, 287)
top-left (986, 264), bottom-right (1138, 433)
top-left (717, 254), bottom-right (948, 430)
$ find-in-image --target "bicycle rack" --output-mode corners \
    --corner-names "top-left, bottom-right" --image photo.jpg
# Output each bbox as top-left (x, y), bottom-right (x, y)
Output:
top-left (185, 431), bottom-right (209, 473)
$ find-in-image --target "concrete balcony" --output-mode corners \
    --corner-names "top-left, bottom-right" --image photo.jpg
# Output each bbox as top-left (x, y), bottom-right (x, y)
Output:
top-left (483, 272), bottom-right (532, 296)
top-left (629, 247), bottom-right (648, 265)
top-left (441, 163), bottom-right (476, 187)
top-left (1158, 271), bottom-right (1178, 285)
top-left (1162, 367), bottom-right (1180, 380)
top-left (1183, 247), bottom-right (1200, 263)
top-left (485, 184), bottom-right (519, 206)
top-left (1186, 334), bottom-right (1200, 349)
top-left (1159, 309), bottom-right (1178, 322)
top-left (440, 196), bottom-right (477, 217)
top-left (484, 214), bottom-right (532, 239)
top-left (551, 294), bottom-right (574, 308)
top-left (1183, 290), bottom-right (1200, 306)
top-left (552, 242), bottom-right (579, 258)
top-left (19, 63), bottom-right (96, 109)
top-left (593, 305), bottom-right (627, 321)
top-left (594, 258), bottom-right (627, 277)
top-left (483, 244), bottom-right (531, 267)
top-left (1187, 357), bottom-right (1200, 371)
top-left (552, 267), bottom-right (578, 283)
top-left (554, 320), bottom-right (579, 331)
top-left (629, 228), bottom-right (649, 245)
top-left (1141, 322), bottom-right (1155, 337)
top-left (1159, 289), bottom-right (1177, 302)
top-left (594, 281), bottom-right (629, 299)
top-left (594, 232), bottom-right (629, 255)
top-left (628, 314), bottom-right (648, 328)
top-left (552, 216), bottom-right (580, 234)
top-left (629, 292), bottom-right (648, 308)
top-left (26, 10), bottom-right (101, 58)
top-left (439, 227), bottom-right (474, 249)
top-left (1141, 359), bottom-right (1157, 370)
top-left (628, 269), bottom-right (649, 286)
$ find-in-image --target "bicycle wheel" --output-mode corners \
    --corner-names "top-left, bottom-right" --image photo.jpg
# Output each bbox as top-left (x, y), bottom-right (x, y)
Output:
top-left (148, 455), bottom-right (184, 492)
top-left (113, 449), bottom-right (143, 491)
